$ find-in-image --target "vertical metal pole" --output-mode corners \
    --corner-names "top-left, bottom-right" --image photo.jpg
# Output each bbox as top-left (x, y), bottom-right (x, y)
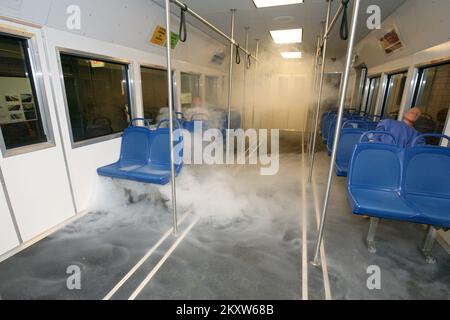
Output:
top-left (242, 27), bottom-right (250, 130)
top-left (312, 0), bottom-right (361, 266)
top-left (307, 36), bottom-right (322, 156)
top-left (226, 9), bottom-right (236, 155)
top-left (164, 0), bottom-right (178, 235)
top-left (251, 39), bottom-right (260, 129)
top-left (308, 0), bottom-right (332, 183)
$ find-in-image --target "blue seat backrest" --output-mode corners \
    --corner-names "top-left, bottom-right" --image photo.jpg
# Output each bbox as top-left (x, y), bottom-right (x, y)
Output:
top-left (327, 117), bottom-right (350, 150)
top-left (366, 121), bottom-right (379, 130)
top-left (322, 114), bottom-right (335, 139)
top-left (403, 146), bottom-right (450, 198)
top-left (349, 143), bottom-right (403, 191)
top-left (149, 127), bottom-right (183, 167)
top-left (337, 129), bottom-right (366, 162)
top-left (119, 126), bottom-right (151, 167)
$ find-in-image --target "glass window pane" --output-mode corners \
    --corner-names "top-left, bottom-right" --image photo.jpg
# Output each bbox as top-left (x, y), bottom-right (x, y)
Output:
top-left (382, 72), bottom-right (407, 119)
top-left (0, 34), bottom-right (48, 150)
top-left (60, 53), bottom-right (131, 143)
top-left (141, 66), bottom-right (168, 125)
top-left (205, 76), bottom-right (220, 107)
top-left (365, 77), bottom-right (381, 115)
top-left (181, 72), bottom-right (201, 108)
top-left (413, 63), bottom-right (450, 144)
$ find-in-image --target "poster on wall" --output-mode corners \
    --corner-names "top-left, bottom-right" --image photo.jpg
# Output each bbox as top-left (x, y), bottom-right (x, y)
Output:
top-left (0, 93), bottom-right (37, 125)
top-left (378, 28), bottom-right (404, 54)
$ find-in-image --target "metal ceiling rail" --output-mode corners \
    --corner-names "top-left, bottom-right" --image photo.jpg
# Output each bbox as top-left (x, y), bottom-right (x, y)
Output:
top-left (323, 2), bottom-right (346, 43)
top-left (170, 0), bottom-right (258, 61)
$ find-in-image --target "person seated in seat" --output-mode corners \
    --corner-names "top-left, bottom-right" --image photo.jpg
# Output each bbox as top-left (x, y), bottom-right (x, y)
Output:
top-left (371, 107), bottom-right (426, 147)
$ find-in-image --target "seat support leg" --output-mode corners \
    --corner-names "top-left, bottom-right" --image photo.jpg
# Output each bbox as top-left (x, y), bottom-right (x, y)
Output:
top-left (421, 226), bottom-right (437, 264)
top-left (366, 217), bottom-right (379, 254)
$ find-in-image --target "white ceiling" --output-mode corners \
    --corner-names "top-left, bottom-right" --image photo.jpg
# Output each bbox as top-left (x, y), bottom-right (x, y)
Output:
top-left (153, 0), bottom-right (407, 58)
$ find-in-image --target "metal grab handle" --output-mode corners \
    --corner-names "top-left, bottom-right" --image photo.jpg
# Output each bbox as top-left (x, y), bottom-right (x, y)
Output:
top-left (190, 113), bottom-right (208, 121)
top-left (412, 134), bottom-right (450, 147)
top-left (342, 120), bottom-right (369, 130)
top-left (129, 118), bottom-right (151, 127)
top-left (156, 118), bottom-right (182, 130)
top-left (359, 130), bottom-right (397, 145)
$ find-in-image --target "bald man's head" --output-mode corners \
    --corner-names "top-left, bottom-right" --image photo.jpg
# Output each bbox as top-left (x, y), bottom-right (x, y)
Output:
top-left (403, 107), bottom-right (422, 126)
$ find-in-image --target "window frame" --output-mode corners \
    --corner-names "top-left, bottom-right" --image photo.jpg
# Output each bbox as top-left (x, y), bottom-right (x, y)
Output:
top-left (0, 31), bottom-right (55, 157)
top-left (380, 70), bottom-right (408, 118)
top-left (363, 75), bottom-right (381, 115)
top-left (139, 63), bottom-right (178, 121)
top-left (180, 71), bottom-right (202, 106)
top-left (56, 48), bottom-right (136, 149)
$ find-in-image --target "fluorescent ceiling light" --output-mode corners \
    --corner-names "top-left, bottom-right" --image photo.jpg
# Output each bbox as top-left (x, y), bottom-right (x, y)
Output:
top-left (253, 0), bottom-right (303, 8)
top-left (270, 28), bottom-right (303, 44)
top-left (281, 51), bottom-right (303, 59)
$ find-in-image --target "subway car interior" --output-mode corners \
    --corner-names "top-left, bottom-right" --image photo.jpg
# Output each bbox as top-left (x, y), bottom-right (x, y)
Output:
top-left (0, 0), bottom-right (449, 301)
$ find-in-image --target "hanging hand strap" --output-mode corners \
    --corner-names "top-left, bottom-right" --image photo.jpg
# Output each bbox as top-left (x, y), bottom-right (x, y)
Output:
top-left (235, 44), bottom-right (241, 65)
top-left (340, 0), bottom-right (350, 40)
top-left (179, 4), bottom-right (188, 43)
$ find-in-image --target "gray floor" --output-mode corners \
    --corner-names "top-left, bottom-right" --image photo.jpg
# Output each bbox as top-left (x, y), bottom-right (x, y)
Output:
top-left (0, 135), bottom-right (448, 300)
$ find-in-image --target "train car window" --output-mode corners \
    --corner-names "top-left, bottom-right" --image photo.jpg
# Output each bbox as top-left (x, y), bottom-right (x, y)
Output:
top-left (0, 34), bottom-right (48, 150)
top-left (141, 66), bottom-right (168, 125)
top-left (364, 76), bottom-right (381, 115)
top-left (60, 53), bottom-right (131, 143)
top-left (181, 72), bottom-right (201, 108)
top-left (381, 72), bottom-right (407, 119)
top-left (412, 62), bottom-right (450, 144)
top-left (205, 75), bottom-right (220, 107)
top-left (351, 66), bottom-right (367, 112)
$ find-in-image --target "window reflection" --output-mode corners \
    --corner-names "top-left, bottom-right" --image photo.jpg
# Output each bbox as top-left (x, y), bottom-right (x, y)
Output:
top-left (141, 66), bottom-right (168, 125)
top-left (382, 72), bottom-right (407, 119)
top-left (413, 63), bottom-right (450, 144)
top-left (60, 53), bottom-right (131, 143)
top-left (0, 34), bottom-right (47, 150)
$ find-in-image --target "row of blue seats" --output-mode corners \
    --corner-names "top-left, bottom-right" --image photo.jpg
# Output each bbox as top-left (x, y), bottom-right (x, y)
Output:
top-left (347, 132), bottom-right (450, 260)
top-left (348, 132), bottom-right (450, 227)
top-left (97, 119), bottom-right (184, 185)
top-left (320, 110), bottom-right (382, 145)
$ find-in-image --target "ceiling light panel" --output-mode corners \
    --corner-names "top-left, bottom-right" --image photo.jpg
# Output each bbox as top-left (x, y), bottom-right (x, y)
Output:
top-left (270, 28), bottom-right (303, 44)
top-left (253, 0), bottom-right (304, 8)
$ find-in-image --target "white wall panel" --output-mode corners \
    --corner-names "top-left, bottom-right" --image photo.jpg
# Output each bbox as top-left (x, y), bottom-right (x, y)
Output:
top-left (0, 169), bottom-right (19, 255)
top-left (0, 20), bottom-right (76, 243)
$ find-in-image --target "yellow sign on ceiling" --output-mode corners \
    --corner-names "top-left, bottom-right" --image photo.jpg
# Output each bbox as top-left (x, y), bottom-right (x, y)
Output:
top-left (150, 25), bottom-right (167, 46)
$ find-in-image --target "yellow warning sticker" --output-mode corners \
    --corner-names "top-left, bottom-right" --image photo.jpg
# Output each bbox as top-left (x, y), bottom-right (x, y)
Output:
top-left (150, 25), bottom-right (167, 46)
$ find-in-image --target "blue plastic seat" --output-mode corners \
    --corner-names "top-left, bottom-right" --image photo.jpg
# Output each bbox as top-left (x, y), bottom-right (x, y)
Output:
top-left (402, 135), bottom-right (450, 227)
top-left (322, 113), bottom-right (336, 144)
top-left (346, 133), bottom-right (416, 220)
top-left (335, 127), bottom-right (367, 177)
top-left (326, 117), bottom-right (351, 155)
top-left (98, 119), bottom-right (183, 185)
top-left (183, 113), bottom-right (208, 133)
top-left (348, 133), bottom-right (450, 228)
